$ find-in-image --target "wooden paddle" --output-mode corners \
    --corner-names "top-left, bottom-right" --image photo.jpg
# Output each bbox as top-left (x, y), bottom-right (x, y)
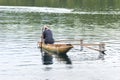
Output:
top-left (40, 27), bottom-right (44, 62)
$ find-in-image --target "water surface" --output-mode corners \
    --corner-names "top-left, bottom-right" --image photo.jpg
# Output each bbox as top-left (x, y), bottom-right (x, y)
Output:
top-left (0, 1), bottom-right (120, 80)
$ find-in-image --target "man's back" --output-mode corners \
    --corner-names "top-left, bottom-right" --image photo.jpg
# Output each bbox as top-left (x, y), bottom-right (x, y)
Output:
top-left (43, 29), bottom-right (54, 44)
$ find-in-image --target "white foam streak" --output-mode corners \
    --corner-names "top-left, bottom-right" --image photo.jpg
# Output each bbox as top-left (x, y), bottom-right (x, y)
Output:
top-left (0, 6), bottom-right (73, 13)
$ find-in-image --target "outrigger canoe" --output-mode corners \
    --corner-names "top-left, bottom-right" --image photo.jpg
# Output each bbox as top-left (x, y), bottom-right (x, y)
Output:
top-left (38, 42), bottom-right (73, 54)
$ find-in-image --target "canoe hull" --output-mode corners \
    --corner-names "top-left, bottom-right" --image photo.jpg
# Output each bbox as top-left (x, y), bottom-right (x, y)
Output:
top-left (38, 42), bottom-right (73, 54)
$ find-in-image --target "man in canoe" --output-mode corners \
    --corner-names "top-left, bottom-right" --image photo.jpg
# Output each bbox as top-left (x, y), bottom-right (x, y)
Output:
top-left (42, 25), bottom-right (54, 44)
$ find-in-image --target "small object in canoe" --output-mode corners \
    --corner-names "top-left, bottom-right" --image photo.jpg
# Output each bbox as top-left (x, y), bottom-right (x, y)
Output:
top-left (38, 42), bottom-right (73, 54)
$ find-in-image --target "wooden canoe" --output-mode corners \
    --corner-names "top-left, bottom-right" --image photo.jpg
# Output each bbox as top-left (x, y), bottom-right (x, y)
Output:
top-left (38, 42), bottom-right (73, 54)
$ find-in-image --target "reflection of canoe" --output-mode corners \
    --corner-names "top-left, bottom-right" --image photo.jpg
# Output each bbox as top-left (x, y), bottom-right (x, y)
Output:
top-left (38, 42), bottom-right (73, 54)
top-left (56, 53), bottom-right (72, 64)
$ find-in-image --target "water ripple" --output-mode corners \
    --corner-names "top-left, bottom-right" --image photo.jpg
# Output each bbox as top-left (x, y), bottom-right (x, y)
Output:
top-left (0, 6), bottom-right (120, 15)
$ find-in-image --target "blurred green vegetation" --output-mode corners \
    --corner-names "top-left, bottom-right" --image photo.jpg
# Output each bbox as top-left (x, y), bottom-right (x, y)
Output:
top-left (0, 0), bottom-right (120, 11)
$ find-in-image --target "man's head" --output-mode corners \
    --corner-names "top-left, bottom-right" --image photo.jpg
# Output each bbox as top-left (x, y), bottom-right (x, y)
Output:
top-left (44, 25), bottom-right (49, 30)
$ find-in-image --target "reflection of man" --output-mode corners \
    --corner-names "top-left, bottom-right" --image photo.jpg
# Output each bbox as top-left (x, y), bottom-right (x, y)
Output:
top-left (43, 52), bottom-right (53, 65)
top-left (42, 25), bottom-right (54, 44)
